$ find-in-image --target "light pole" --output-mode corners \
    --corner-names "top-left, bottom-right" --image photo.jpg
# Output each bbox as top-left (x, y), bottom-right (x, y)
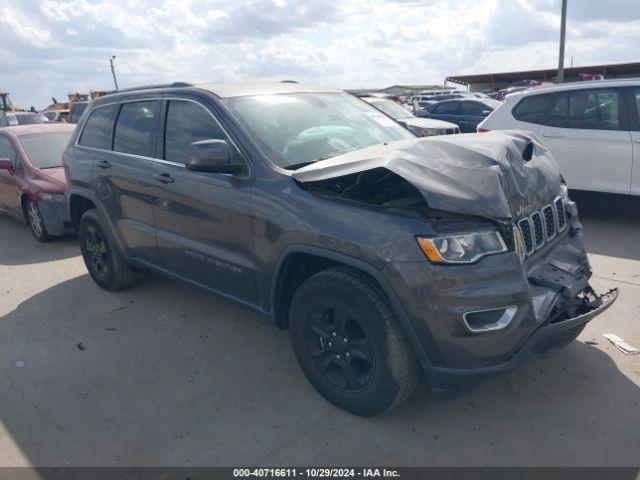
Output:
top-left (109, 55), bottom-right (119, 91)
top-left (557, 0), bottom-right (568, 82)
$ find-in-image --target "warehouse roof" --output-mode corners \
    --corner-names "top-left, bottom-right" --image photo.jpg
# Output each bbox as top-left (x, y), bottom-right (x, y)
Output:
top-left (446, 62), bottom-right (640, 86)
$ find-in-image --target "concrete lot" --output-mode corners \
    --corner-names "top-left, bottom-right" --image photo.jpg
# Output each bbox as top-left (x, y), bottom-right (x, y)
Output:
top-left (0, 197), bottom-right (638, 467)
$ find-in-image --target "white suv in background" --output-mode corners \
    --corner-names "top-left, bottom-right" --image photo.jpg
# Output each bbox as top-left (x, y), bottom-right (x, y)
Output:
top-left (477, 79), bottom-right (640, 196)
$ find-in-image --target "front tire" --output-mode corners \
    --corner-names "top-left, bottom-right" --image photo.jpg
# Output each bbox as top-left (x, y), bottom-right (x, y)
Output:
top-left (78, 209), bottom-right (135, 291)
top-left (26, 198), bottom-right (51, 242)
top-left (289, 267), bottom-right (420, 416)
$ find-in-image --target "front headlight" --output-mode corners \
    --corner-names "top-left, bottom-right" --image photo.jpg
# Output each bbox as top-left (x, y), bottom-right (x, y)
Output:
top-left (409, 126), bottom-right (443, 137)
top-left (420, 127), bottom-right (443, 137)
top-left (39, 192), bottom-right (65, 203)
top-left (417, 231), bottom-right (507, 264)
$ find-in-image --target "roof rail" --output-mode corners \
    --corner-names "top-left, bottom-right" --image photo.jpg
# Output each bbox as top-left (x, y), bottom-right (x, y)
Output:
top-left (109, 82), bottom-right (194, 94)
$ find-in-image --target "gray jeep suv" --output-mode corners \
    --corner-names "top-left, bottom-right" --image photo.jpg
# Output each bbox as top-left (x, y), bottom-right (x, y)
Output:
top-left (63, 82), bottom-right (617, 416)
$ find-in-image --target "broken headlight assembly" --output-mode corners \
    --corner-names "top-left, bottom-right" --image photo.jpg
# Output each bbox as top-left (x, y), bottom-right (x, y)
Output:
top-left (417, 231), bottom-right (507, 264)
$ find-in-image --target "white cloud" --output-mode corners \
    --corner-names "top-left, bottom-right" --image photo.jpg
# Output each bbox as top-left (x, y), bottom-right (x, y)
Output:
top-left (0, 0), bottom-right (637, 109)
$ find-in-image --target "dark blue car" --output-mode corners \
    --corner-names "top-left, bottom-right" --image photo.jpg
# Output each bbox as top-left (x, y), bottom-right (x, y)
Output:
top-left (417, 98), bottom-right (501, 132)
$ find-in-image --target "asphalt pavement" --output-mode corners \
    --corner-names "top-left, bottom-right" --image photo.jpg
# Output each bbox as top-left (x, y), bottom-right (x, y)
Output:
top-left (0, 196), bottom-right (638, 467)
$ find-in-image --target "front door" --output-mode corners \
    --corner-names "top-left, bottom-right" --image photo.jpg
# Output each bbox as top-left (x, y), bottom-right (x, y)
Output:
top-left (459, 101), bottom-right (486, 133)
top-left (151, 98), bottom-right (257, 304)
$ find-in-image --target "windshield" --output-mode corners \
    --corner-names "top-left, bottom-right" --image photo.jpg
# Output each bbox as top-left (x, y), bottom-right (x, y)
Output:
top-left (18, 132), bottom-right (72, 169)
top-left (225, 93), bottom-right (413, 168)
top-left (16, 113), bottom-right (48, 125)
top-left (368, 99), bottom-right (412, 119)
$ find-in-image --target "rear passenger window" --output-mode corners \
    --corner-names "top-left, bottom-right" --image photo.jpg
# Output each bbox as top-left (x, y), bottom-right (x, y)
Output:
top-left (79, 104), bottom-right (117, 149)
top-left (569, 89), bottom-right (620, 130)
top-left (461, 101), bottom-right (487, 116)
top-left (512, 94), bottom-right (551, 124)
top-left (164, 100), bottom-right (228, 164)
top-left (545, 93), bottom-right (569, 127)
top-left (113, 101), bottom-right (159, 157)
top-left (433, 102), bottom-right (459, 115)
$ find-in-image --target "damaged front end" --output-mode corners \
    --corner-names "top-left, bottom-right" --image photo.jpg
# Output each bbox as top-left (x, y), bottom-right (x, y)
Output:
top-left (292, 131), bottom-right (618, 394)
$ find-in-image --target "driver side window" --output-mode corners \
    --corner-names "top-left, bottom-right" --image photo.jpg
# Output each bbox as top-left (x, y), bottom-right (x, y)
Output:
top-left (164, 100), bottom-right (229, 165)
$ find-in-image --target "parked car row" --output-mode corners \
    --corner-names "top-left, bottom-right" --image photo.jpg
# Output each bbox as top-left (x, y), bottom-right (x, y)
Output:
top-left (0, 80), bottom-right (624, 417)
top-left (417, 97), bottom-right (502, 132)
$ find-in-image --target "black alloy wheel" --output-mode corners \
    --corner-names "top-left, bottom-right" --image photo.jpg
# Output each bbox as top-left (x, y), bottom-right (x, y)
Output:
top-left (84, 224), bottom-right (110, 281)
top-left (78, 209), bottom-right (135, 291)
top-left (306, 305), bottom-right (375, 392)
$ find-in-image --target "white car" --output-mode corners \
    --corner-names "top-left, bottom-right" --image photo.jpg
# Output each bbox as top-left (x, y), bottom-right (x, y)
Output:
top-left (477, 79), bottom-right (640, 196)
top-left (362, 97), bottom-right (460, 136)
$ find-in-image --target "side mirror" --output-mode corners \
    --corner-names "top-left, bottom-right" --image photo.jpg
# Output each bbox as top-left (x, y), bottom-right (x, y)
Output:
top-left (0, 158), bottom-right (13, 171)
top-left (185, 139), bottom-right (243, 174)
top-left (482, 110), bottom-right (491, 117)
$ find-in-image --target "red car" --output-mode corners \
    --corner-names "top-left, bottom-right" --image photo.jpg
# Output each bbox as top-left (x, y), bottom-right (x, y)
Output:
top-left (0, 123), bottom-right (75, 241)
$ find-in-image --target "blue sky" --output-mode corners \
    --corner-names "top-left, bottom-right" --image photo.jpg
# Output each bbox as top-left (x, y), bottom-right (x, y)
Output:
top-left (1, 0), bottom-right (639, 109)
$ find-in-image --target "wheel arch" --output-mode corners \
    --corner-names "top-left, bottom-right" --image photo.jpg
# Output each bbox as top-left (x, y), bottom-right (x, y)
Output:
top-left (68, 191), bottom-right (97, 230)
top-left (270, 244), bottom-right (431, 368)
top-left (20, 192), bottom-right (34, 221)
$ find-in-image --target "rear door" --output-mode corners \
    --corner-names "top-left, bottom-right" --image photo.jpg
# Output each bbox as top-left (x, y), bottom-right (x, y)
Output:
top-left (0, 133), bottom-right (21, 217)
top-left (426, 101), bottom-right (460, 125)
top-left (629, 86), bottom-right (640, 196)
top-left (537, 88), bottom-right (632, 194)
top-left (459, 101), bottom-right (487, 132)
top-left (151, 97), bottom-right (257, 303)
top-left (86, 99), bottom-right (162, 265)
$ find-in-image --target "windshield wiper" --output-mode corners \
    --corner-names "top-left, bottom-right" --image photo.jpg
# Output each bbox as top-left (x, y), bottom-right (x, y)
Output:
top-left (284, 160), bottom-right (320, 170)
top-left (284, 154), bottom-right (342, 170)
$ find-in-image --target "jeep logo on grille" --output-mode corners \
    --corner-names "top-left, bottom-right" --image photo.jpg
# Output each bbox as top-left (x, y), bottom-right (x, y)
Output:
top-left (516, 204), bottom-right (534, 217)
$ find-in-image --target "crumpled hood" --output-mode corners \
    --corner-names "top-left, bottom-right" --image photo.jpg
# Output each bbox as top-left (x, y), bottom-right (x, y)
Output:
top-left (292, 131), bottom-right (562, 219)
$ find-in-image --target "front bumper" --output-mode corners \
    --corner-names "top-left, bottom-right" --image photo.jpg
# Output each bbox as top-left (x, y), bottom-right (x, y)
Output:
top-left (39, 199), bottom-right (73, 237)
top-left (384, 223), bottom-right (618, 396)
top-left (425, 287), bottom-right (617, 397)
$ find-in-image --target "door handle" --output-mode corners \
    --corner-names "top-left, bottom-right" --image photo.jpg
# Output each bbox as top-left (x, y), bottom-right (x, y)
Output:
top-left (153, 173), bottom-right (174, 184)
top-left (96, 159), bottom-right (111, 169)
top-left (542, 133), bottom-right (564, 138)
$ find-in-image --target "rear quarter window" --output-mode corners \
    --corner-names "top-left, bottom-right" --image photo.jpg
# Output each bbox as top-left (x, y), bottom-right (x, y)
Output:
top-left (512, 94), bottom-right (552, 124)
top-left (79, 104), bottom-right (118, 150)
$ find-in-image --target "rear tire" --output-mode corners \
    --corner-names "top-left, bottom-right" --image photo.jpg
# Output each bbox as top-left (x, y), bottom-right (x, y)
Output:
top-left (78, 209), bottom-right (135, 291)
top-left (289, 267), bottom-right (420, 416)
top-left (26, 198), bottom-right (52, 242)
